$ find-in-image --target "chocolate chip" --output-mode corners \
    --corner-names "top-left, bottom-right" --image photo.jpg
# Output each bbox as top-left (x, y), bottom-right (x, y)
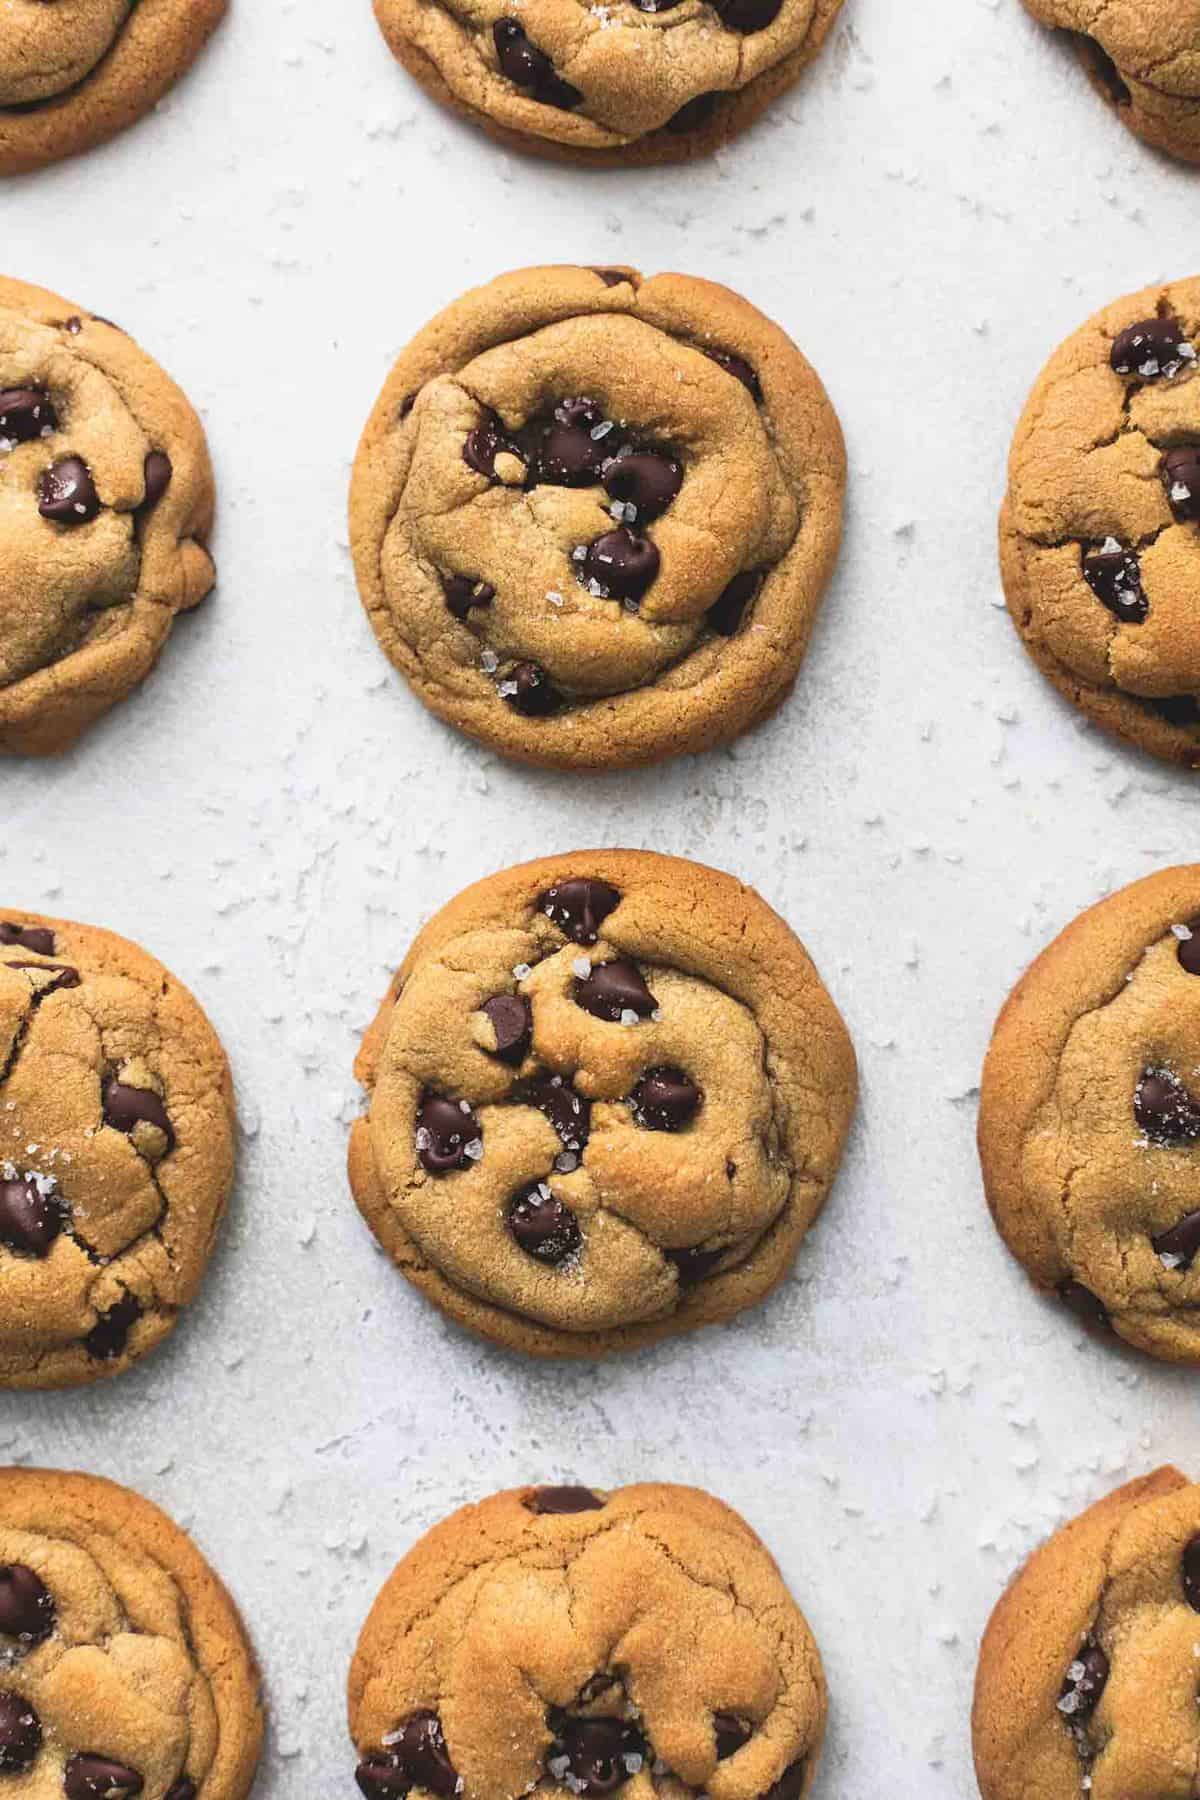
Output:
top-left (356, 1760), bottom-right (409, 1798)
top-left (416, 1095), bottom-right (481, 1174)
top-left (540, 878), bottom-right (620, 944)
top-left (504, 662), bottom-right (563, 717)
top-left (526, 1486), bottom-right (605, 1514)
top-left (761, 1762), bottom-right (808, 1800)
top-left (1144, 694), bottom-right (1200, 727)
top-left (481, 994), bottom-right (532, 1065)
top-left (443, 574), bottom-right (496, 620)
top-left (708, 570), bottom-right (761, 636)
top-left (667, 93), bottom-right (718, 132)
top-left (102, 1078), bottom-right (174, 1151)
top-left (464, 409), bottom-right (511, 478)
top-left (0, 1175), bottom-right (65, 1258)
top-left (574, 960), bottom-right (657, 1023)
top-left (493, 18), bottom-right (582, 108)
top-left (1072, 31), bottom-right (1131, 106)
top-left (508, 1181), bottom-right (581, 1263)
top-left (1135, 1067), bottom-right (1200, 1143)
top-left (0, 1692), bottom-right (40, 1773)
top-left (63, 1755), bottom-right (144, 1799)
top-left (0, 1567), bottom-right (54, 1644)
top-left (1058, 1642), bottom-right (1109, 1720)
top-left (592, 269), bottom-right (628, 287)
top-left (703, 348), bottom-right (762, 401)
top-left (141, 451), bottom-right (173, 509)
top-left (630, 1067), bottom-right (701, 1131)
top-left (165, 1784), bottom-right (197, 1800)
top-left (0, 388), bottom-right (56, 446)
top-left (603, 452), bottom-right (682, 524)
top-left (1163, 447), bottom-right (1200, 523)
top-left (711, 0), bottom-right (782, 30)
top-left (358, 1714), bottom-right (458, 1800)
top-left (1111, 318), bottom-right (1194, 379)
top-left (714, 1715), bottom-right (752, 1759)
top-left (1183, 1535), bottom-right (1200, 1611)
top-left (1152, 1210), bottom-right (1200, 1269)
top-left (1058, 1280), bottom-right (1110, 1332)
top-left (1178, 919), bottom-right (1200, 975)
top-left (517, 398), bottom-right (609, 487)
top-left (0, 923), bottom-right (54, 955)
top-left (83, 1293), bottom-right (142, 1362)
top-left (549, 1715), bottom-right (646, 1796)
top-left (668, 1245), bottom-right (725, 1284)
top-left (580, 528), bottom-right (660, 603)
top-left (517, 1075), bottom-right (591, 1154)
top-left (1082, 544), bottom-right (1147, 623)
top-left (3, 960), bottom-right (80, 993)
top-left (38, 456), bottom-right (100, 525)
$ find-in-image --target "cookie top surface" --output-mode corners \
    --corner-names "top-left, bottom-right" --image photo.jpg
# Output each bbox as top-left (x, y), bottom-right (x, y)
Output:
top-left (978, 865), bottom-right (1200, 1364)
top-left (0, 1466), bottom-right (262, 1800)
top-left (371, 0), bottom-right (842, 161)
top-left (0, 275), bottom-right (216, 756)
top-left (1001, 276), bottom-right (1200, 766)
top-left (349, 1481), bottom-right (826, 1800)
top-left (348, 850), bottom-right (857, 1358)
top-left (1021, 1), bottom-right (1200, 163)
top-left (0, 0), bottom-right (227, 174)
top-left (0, 909), bottom-right (236, 1388)
top-left (349, 265), bottom-right (845, 772)
top-left (973, 1466), bottom-right (1200, 1800)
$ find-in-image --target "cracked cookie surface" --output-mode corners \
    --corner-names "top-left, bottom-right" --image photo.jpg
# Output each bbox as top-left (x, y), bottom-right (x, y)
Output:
top-left (1000, 276), bottom-right (1200, 767)
top-left (973, 1466), bottom-right (1200, 1800)
top-left (0, 0), bottom-right (227, 175)
top-left (0, 275), bottom-right (216, 755)
top-left (371, 0), bottom-right (841, 163)
top-left (1020, 1), bottom-right (1200, 164)
top-left (0, 1466), bottom-right (262, 1800)
top-left (0, 908), bottom-right (236, 1389)
top-left (349, 1482), bottom-right (827, 1800)
top-left (978, 865), bottom-right (1200, 1364)
top-left (349, 265), bottom-right (845, 771)
top-left (348, 849), bottom-right (857, 1357)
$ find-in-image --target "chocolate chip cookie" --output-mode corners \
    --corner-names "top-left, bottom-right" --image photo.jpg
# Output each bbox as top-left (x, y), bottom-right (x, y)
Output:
top-left (372, 0), bottom-right (841, 163)
top-left (349, 265), bottom-right (845, 771)
top-left (999, 277), bottom-right (1200, 767)
top-left (0, 0), bottom-right (226, 175)
top-left (0, 276), bottom-right (216, 755)
top-left (350, 1482), bottom-right (827, 1800)
top-left (0, 1466), bottom-right (263, 1799)
top-left (972, 1465), bottom-right (1200, 1800)
top-left (0, 909), bottom-right (236, 1388)
top-left (1020, 3), bottom-right (1200, 164)
top-left (348, 850), bottom-right (857, 1357)
top-left (977, 864), bottom-right (1200, 1364)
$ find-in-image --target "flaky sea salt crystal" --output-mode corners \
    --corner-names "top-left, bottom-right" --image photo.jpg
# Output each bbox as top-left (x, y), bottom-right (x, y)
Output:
top-left (497, 679), bottom-right (518, 697)
top-left (619, 1008), bottom-right (640, 1027)
top-left (555, 1152), bottom-right (578, 1173)
top-left (513, 962), bottom-right (533, 980)
top-left (1173, 923), bottom-right (1194, 940)
top-left (1173, 482), bottom-right (1192, 503)
top-left (480, 649), bottom-right (499, 673)
top-left (1160, 1251), bottom-right (1185, 1270)
top-left (463, 1138), bottom-right (484, 1161)
top-left (547, 590), bottom-right (565, 607)
top-left (572, 957), bottom-right (592, 977)
top-left (415, 1127), bottom-right (432, 1150)
top-left (590, 420), bottom-right (614, 440)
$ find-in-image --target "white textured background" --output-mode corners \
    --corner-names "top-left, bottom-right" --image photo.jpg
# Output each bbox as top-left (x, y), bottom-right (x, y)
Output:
top-left (3, 1), bottom-right (1199, 1793)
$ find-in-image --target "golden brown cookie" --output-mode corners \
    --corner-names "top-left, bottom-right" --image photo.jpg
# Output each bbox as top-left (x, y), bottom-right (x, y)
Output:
top-left (348, 850), bottom-right (857, 1357)
top-left (371, 0), bottom-right (842, 164)
top-left (1020, 2), bottom-right (1200, 164)
top-left (978, 864), bottom-right (1200, 1364)
top-left (0, 275), bottom-right (216, 756)
top-left (349, 1482), bottom-right (827, 1800)
top-left (973, 1466), bottom-right (1200, 1800)
top-left (0, 908), bottom-right (236, 1389)
top-left (0, 0), bottom-right (227, 175)
top-left (0, 1466), bottom-right (263, 1800)
top-left (349, 265), bottom-right (845, 772)
top-left (999, 276), bottom-right (1200, 767)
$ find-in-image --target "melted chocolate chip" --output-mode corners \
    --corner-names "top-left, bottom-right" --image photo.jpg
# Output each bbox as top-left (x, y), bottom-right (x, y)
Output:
top-left (668, 1245), bottom-right (726, 1284)
top-left (1144, 694), bottom-right (1200, 728)
top-left (592, 269), bottom-right (629, 287)
top-left (703, 347), bottom-right (762, 401)
top-left (1058, 1280), bottom-right (1110, 1332)
top-left (464, 409), bottom-right (511, 478)
top-left (356, 1760), bottom-right (409, 1799)
top-left (3, 960), bottom-right (80, 993)
top-left (1163, 447), bottom-right (1200, 523)
top-left (508, 1181), bottom-right (581, 1263)
top-left (761, 1761), bottom-right (808, 1800)
top-left (1083, 544), bottom-right (1147, 623)
top-left (574, 960), bottom-right (657, 1023)
top-left (493, 18), bottom-right (582, 108)
top-left (141, 451), bottom-right (173, 509)
top-left (481, 994), bottom-right (532, 1065)
top-left (714, 1715), bottom-right (752, 1759)
top-left (0, 923), bottom-right (54, 955)
top-left (580, 528), bottom-right (660, 603)
top-left (667, 93), bottom-right (718, 132)
top-left (371, 1712), bottom-right (458, 1800)
top-left (517, 398), bottom-right (609, 487)
top-left (1071, 31), bottom-right (1131, 105)
top-left (549, 1715), bottom-right (647, 1796)
top-left (1178, 919), bottom-right (1200, 976)
top-left (0, 1692), bottom-right (40, 1773)
top-left (708, 570), bottom-right (761, 636)
top-left (711, 0), bottom-right (781, 28)
top-left (102, 1078), bottom-right (174, 1151)
top-left (416, 1095), bottom-right (481, 1174)
top-left (0, 1175), bottom-right (65, 1258)
top-left (1184, 1535), bottom-right (1200, 1611)
top-left (504, 662), bottom-right (563, 716)
top-left (540, 878), bottom-right (620, 944)
top-left (603, 451), bottom-right (682, 523)
top-left (526, 1486), bottom-right (605, 1514)
top-left (443, 574), bottom-right (496, 620)
top-left (0, 1566), bottom-right (54, 1644)
top-left (37, 456), bottom-right (100, 525)
top-left (629, 1067), bottom-right (701, 1131)
top-left (1058, 1642), bottom-right (1109, 1720)
top-left (83, 1293), bottom-right (142, 1362)
top-left (64, 1756), bottom-right (144, 1799)
top-left (1135, 1067), bottom-right (1200, 1143)
top-left (1111, 318), bottom-right (1194, 379)
top-left (1152, 1210), bottom-right (1200, 1270)
top-left (0, 388), bottom-right (56, 445)
top-left (517, 1075), bottom-right (591, 1154)
top-left (165, 1783), bottom-right (197, 1800)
